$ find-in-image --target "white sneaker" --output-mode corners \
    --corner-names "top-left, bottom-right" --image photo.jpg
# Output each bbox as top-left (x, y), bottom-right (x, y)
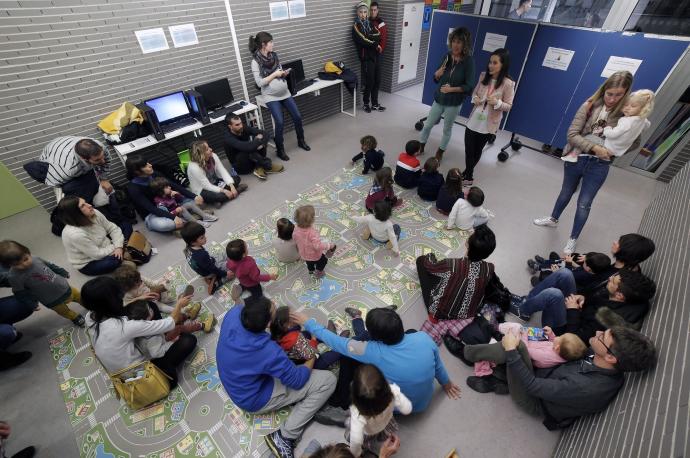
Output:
top-left (533, 216), bottom-right (558, 227)
top-left (202, 214), bottom-right (218, 222)
top-left (563, 238), bottom-right (577, 255)
top-left (199, 221), bottom-right (211, 228)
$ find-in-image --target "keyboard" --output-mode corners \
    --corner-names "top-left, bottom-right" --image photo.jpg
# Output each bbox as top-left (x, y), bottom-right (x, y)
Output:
top-left (210, 103), bottom-right (244, 119)
top-left (161, 117), bottom-right (197, 134)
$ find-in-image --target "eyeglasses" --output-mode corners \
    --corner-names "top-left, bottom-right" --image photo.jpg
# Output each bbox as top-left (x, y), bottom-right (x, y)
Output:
top-left (597, 333), bottom-right (616, 358)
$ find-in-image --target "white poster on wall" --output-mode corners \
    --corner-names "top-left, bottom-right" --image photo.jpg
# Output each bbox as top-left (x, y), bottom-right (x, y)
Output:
top-left (482, 33), bottom-right (507, 52)
top-left (288, 0), bottom-right (306, 18)
top-left (601, 56), bottom-right (643, 78)
top-left (542, 47), bottom-right (575, 71)
top-left (169, 23), bottom-right (198, 48)
top-left (135, 28), bottom-right (169, 54)
top-left (270, 1), bottom-right (289, 21)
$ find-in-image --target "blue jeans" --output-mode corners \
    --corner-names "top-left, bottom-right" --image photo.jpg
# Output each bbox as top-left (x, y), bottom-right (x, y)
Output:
top-left (145, 214), bottom-right (177, 232)
top-left (79, 255), bottom-right (122, 276)
top-left (521, 269), bottom-right (576, 328)
top-left (266, 97), bottom-right (305, 149)
top-left (419, 102), bottom-right (461, 150)
top-left (0, 295), bottom-right (35, 350)
top-left (551, 156), bottom-right (611, 239)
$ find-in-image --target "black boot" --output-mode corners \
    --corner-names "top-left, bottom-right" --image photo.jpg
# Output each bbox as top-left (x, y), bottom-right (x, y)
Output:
top-left (442, 335), bottom-right (473, 367)
top-left (297, 138), bottom-right (311, 151)
top-left (11, 446), bottom-right (36, 458)
top-left (276, 145), bottom-right (290, 161)
top-left (0, 351), bottom-right (32, 371)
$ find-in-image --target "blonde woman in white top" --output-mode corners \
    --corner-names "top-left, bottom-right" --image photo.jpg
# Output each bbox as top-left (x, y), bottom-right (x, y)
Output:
top-left (58, 195), bottom-right (131, 276)
top-left (187, 140), bottom-right (248, 206)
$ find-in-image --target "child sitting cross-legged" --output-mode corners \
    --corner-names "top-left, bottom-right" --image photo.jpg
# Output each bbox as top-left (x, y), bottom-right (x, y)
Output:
top-left (125, 300), bottom-right (215, 361)
top-left (351, 135), bottom-right (385, 175)
top-left (393, 140), bottom-right (422, 189)
top-left (269, 305), bottom-right (341, 370)
top-left (272, 218), bottom-right (300, 264)
top-left (182, 222), bottom-right (234, 294)
top-left (435, 168), bottom-right (464, 215)
top-left (447, 186), bottom-right (491, 231)
top-left (346, 364), bottom-right (412, 458)
top-left (352, 201), bottom-right (400, 256)
top-left (417, 157), bottom-right (445, 202)
top-left (226, 239), bottom-right (277, 299)
top-left (365, 167), bottom-right (401, 213)
top-left (0, 240), bottom-right (85, 327)
top-left (112, 264), bottom-right (201, 319)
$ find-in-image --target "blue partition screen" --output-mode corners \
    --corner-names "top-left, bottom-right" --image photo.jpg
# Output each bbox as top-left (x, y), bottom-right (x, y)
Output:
top-left (503, 25), bottom-right (601, 145)
top-left (458, 18), bottom-right (536, 120)
top-left (421, 11), bottom-right (480, 107)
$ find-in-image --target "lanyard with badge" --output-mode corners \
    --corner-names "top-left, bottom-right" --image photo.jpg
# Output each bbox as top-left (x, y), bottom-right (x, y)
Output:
top-left (474, 82), bottom-right (496, 123)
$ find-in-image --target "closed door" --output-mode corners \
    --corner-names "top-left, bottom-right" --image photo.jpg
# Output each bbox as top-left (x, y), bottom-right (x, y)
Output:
top-left (398, 2), bottom-right (425, 84)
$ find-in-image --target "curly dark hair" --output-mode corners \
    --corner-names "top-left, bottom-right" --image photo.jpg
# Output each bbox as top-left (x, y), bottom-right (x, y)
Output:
top-left (448, 27), bottom-right (472, 57)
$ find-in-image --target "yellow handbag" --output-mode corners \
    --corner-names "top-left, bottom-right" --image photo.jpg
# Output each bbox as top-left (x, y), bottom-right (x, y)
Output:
top-left (88, 334), bottom-right (171, 410)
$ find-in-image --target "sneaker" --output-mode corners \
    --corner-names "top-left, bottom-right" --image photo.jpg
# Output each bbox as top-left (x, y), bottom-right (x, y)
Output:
top-left (0, 351), bottom-right (32, 371)
top-left (526, 259), bottom-right (539, 273)
top-left (230, 283), bottom-right (243, 303)
top-left (372, 104), bottom-right (386, 112)
top-left (236, 183), bottom-right (248, 194)
top-left (533, 216), bottom-right (558, 227)
top-left (202, 214), bottom-right (218, 222)
top-left (508, 294), bottom-right (530, 321)
top-left (314, 405), bottom-right (349, 427)
top-left (253, 168), bottom-right (267, 180)
top-left (185, 302), bottom-right (201, 320)
top-left (563, 238), bottom-right (577, 255)
top-left (202, 314), bottom-right (217, 333)
top-left (72, 315), bottom-right (86, 327)
top-left (530, 275), bottom-right (540, 287)
top-left (266, 164), bottom-right (285, 174)
top-left (385, 240), bottom-right (393, 249)
top-left (549, 251), bottom-right (560, 262)
top-left (182, 284), bottom-right (195, 298)
top-left (264, 430), bottom-right (295, 458)
top-left (199, 221), bottom-right (211, 228)
top-left (360, 227), bottom-right (371, 240)
top-left (363, 104), bottom-right (372, 113)
top-left (534, 255), bottom-right (547, 265)
top-left (314, 270), bottom-right (325, 279)
top-left (466, 375), bottom-right (502, 394)
top-left (344, 307), bottom-right (362, 319)
top-left (325, 245), bottom-right (336, 258)
top-left (462, 178), bottom-right (474, 187)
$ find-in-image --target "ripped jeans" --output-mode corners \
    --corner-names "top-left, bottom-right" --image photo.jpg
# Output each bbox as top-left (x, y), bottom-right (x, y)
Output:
top-left (551, 155), bottom-right (610, 239)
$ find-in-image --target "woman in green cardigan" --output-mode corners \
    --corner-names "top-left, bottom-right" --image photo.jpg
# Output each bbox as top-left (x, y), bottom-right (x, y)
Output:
top-left (419, 27), bottom-right (475, 163)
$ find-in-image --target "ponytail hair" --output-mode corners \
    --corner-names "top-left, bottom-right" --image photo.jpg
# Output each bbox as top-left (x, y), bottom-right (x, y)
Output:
top-left (249, 32), bottom-right (273, 53)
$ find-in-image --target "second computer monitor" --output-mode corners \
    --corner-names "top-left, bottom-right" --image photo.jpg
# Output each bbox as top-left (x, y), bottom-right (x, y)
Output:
top-left (282, 60), bottom-right (305, 84)
top-left (144, 91), bottom-right (191, 125)
top-left (194, 78), bottom-right (234, 111)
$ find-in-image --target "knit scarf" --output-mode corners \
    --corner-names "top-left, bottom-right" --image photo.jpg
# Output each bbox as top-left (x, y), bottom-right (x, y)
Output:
top-left (254, 50), bottom-right (281, 78)
top-left (355, 17), bottom-right (372, 35)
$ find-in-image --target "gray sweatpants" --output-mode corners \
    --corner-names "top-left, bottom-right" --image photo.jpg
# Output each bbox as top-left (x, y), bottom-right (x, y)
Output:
top-left (257, 369), bottom-right (337, 439)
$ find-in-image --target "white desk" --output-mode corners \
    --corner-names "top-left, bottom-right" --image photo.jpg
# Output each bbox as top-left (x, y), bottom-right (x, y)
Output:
top-left (112, 102), bottom-right (261, 165)
top-left (255, 79), bottom-right (356, 137)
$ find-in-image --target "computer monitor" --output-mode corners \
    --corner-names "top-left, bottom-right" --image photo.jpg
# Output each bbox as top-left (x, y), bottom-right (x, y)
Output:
top-left (194, 78), bottom-right (234, 111)
top-left (282, 60), bottom-right (305, 84)
top-left (144, 91), bottom-right (191, 125)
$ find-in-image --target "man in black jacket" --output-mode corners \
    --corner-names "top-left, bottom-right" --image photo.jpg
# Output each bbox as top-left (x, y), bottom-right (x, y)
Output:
top-left (222, 114), bottom-right (284, 180)
top-left (500, 326), bottom-right (656, 429)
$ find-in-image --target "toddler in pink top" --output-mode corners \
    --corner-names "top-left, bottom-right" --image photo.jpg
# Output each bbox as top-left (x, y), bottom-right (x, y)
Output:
top-left (474, 323), bottom-right (587, 376)
top-left (292, 205), bottom-right (336, 278)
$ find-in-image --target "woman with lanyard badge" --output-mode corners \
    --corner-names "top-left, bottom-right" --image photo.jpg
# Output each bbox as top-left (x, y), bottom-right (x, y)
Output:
top-left (250, 32), bottom-right (310, 162)
top-left (419, 27), bottom-right (475, 163)
top-left (463, 48), bottom-right (514, 186)
top-left (534, 71), bottom-right (635, 255)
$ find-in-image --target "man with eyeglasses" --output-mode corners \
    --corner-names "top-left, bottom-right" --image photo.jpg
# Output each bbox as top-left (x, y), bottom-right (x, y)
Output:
top-left (501, 326), bottom-right (656, 429)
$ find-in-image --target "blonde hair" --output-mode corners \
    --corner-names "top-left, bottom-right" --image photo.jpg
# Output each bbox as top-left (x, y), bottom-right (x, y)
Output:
top-left (587, 71), bottom-right (633, 118)
top-left (558, 333), bottom-right (588, 361)
top-left (628, 89), bottom-right (655, 119)
top-left (294, 205), bottom-right (315, 228)
top-left (190, 140), bottom-right (211, 169)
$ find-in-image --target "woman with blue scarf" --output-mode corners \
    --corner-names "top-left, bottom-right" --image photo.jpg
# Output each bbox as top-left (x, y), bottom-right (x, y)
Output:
top-left (352, 2), bottom-right (381, 113)
top-left (250, 31), bottom-right (310, 163)
top-left (125, 156), bottom-right (203, 233)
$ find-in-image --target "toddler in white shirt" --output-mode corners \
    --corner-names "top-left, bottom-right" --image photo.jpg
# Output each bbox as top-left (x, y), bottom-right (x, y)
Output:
top-left (447, 186), bottom-right (492, 231)
top-left (346, 364), bottom-right (412, 457)
top-left (562, 89), bottom-right (654, 162)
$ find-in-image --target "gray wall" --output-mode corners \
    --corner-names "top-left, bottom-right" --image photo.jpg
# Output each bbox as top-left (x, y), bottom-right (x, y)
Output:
top-left (554, 162), bottom-right (690, 458)
top-left (0, 0), bottom-right (243, 209)
top-left (0, 0), bottom-right (360, 210)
